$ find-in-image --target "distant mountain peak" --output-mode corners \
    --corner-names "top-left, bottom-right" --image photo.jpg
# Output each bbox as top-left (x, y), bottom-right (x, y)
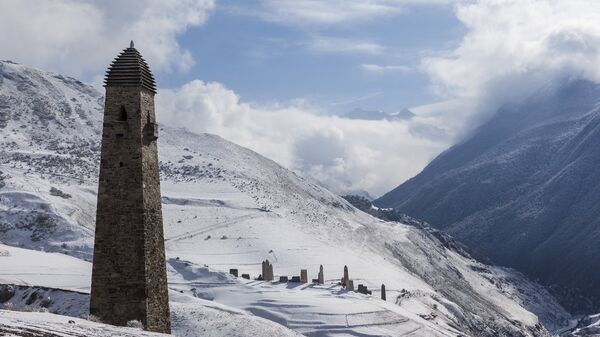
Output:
top-left (343, 107), bottom-right (414, 121)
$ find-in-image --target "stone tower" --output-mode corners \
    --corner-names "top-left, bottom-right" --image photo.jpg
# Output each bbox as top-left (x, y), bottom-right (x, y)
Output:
top-left (90, 41), bottom-right (171, 333)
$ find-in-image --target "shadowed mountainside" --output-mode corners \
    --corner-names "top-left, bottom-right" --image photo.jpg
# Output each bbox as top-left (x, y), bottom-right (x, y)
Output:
top-left (376, 80), bottom-right (600, 313)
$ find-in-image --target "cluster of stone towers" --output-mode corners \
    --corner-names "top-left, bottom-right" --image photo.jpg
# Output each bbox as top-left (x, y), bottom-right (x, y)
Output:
top-left (90, 41), bottom-right (170, 333)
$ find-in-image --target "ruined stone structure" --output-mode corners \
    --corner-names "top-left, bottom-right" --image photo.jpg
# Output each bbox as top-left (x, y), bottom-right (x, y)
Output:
top-left (300, 269), bottom-right (308, 283)
top-left (90, 42), bottom-right (171, 334)
top-left (357, 284), bottom-right (372, 295)
top-left (346, 279), bottom-right (354, 292)
top-left (262, 260), bottom-right (274, 281)
top-left (342, 265), bottom-right (349, 287)
top-left (318, 265), bottom-right (324, 284)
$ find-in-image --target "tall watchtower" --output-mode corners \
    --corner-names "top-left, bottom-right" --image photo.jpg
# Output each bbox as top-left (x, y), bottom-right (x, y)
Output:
top-left (90, 41), bottom-right (170, 333)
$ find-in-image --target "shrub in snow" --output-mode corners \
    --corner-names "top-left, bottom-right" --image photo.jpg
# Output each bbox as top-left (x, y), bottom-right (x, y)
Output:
top-left (40, 296), bottom-right (52, 308)
top-left (126, 320), bottom-right (144, 329)
top-left (0, 284), bottom-right (15, 302)
top-left (81, 314), bottom-right (102, 323)
top-left (3, 302), bottom-right (16, 311)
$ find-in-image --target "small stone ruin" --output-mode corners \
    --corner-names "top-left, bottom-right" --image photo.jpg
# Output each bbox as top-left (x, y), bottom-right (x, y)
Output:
top-left (346, 279), bottom-right (354, 291)
top-left (318, 265), bottom-right (324, 284)
top-left (262, 260), bottom-right (274, 281)
top-left (300, 269), bottom-right (308, 283)
top-left (357, 284), bottom-right (372, 295)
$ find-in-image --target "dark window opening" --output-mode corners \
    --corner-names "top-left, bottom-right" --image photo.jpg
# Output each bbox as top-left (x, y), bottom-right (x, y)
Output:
top-left (116, 133), bottom-right (124, 138)
top-left (118, 106), bottom-right (127, 121)
top-left (119, 162), bottom-right (123, 167)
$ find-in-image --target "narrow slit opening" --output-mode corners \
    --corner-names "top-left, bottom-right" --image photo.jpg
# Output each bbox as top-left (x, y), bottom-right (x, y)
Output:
top-left (118, 106), bottom-right (127, 121)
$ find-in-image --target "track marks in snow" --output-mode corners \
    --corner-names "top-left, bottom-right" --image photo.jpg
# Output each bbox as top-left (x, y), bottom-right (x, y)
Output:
top-left (165, 212), bottom-right (266, 243)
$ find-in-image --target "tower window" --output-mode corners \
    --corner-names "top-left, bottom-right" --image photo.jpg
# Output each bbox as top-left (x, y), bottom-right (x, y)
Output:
top-left (118, 106), bottom-right (127, 121)
top-left (119, 162), bottom-right (123, 167)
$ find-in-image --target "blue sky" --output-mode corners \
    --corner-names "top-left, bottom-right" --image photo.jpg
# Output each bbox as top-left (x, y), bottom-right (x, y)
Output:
top-left (163, 1), bottom-right (465, 115)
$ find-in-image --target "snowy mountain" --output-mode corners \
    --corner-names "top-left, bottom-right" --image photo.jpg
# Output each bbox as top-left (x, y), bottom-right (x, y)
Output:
top-left (0, 60), bottom-right (577, 336)
top-left (375, 80), bottom-right (600, 315)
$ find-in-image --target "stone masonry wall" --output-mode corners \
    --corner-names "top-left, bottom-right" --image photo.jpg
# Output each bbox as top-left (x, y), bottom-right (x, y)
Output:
top-left (90, 86), bottom-right (170, 333)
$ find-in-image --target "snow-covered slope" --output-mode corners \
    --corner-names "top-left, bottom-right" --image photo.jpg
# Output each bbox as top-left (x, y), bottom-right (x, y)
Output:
top-left (0, 60), bottom-right (100, 260)
top-left (375, 80), bottom-right (600, 314)
top-left (0, 243), bottom-right (303, 337)
top-left (0, 60), bottom-right (572, 336)
top-left (0, 300), bottom-right (303, 337)
top-left (0, 310), bottom-right (169, 337)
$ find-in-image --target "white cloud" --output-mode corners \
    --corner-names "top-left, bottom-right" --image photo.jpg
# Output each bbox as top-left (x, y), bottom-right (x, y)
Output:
top-left (247, 0), bottom-right (463, 26)
top-left (360, 64), bottom-right (412, 74)
top-left (307, 37), bottom-right (385, 55)
top-left (249, 0), bottom-right (404, 25)
top-left (423, 0), bottom-right (600, 124)
top-left (0, 0), bottom-right (215, 79)
top-left (156, 80), bottom-right (451, 196)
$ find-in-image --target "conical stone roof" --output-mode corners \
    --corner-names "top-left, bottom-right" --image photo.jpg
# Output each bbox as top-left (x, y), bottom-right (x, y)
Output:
top-left (104, 41), bottom-right (157, 94)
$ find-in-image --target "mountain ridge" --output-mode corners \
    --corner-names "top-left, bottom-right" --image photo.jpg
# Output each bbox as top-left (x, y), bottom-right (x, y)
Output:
top-left (375, 79), bottom-right (600, 313)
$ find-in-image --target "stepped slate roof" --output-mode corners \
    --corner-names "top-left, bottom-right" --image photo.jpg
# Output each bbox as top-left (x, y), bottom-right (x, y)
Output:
top-left (104, 41), bottom-right (156, 94)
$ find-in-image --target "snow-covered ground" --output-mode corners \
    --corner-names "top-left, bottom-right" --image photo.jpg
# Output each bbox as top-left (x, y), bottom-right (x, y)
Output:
top-left (0, 243), bottom-right (90, 291)
top-left (0, 60), bottom-right (578, 336)
top-left (0, 310), bottom-right (168, 337)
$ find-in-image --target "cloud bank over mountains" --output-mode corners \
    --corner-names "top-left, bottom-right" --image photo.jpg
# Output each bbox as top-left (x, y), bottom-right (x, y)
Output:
top-left (423, 0), bottom-right (600, 124)
top-left (3, 0), bottom-right (600, 195)
top-left (156, 80), bottom-right (449, 196)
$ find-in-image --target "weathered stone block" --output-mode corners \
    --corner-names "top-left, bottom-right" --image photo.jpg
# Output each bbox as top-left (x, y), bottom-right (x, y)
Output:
top-left (300, 269), bottom-right (307, 283)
